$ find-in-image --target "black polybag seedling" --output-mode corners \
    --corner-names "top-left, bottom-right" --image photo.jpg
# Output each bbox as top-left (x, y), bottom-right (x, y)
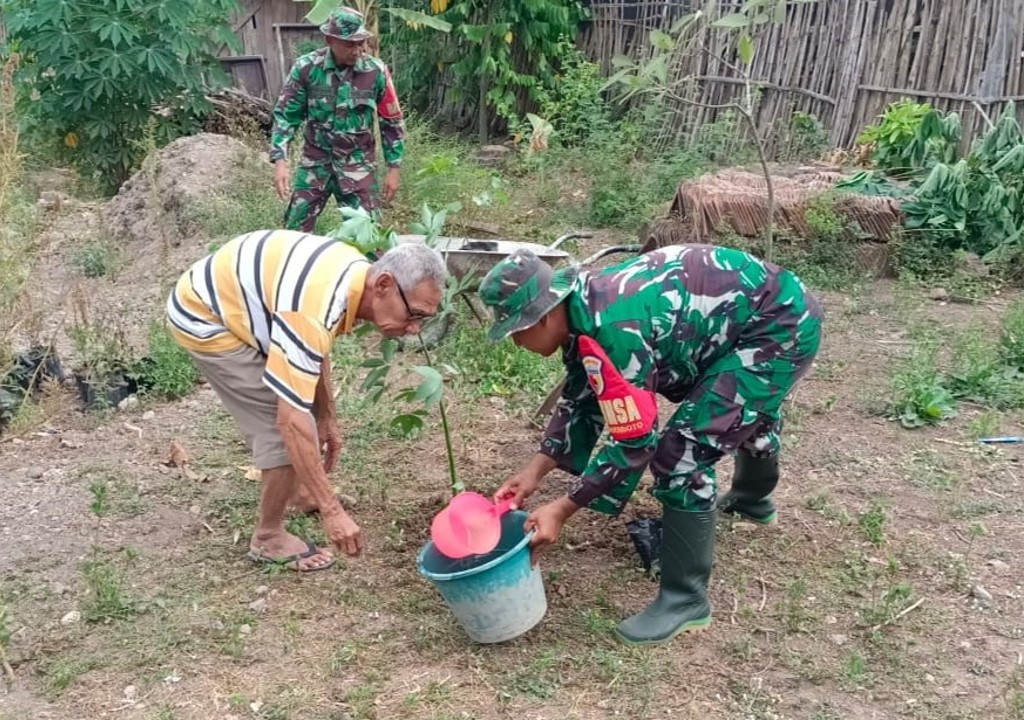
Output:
top-left (626, 517), bottom-right (662, 580)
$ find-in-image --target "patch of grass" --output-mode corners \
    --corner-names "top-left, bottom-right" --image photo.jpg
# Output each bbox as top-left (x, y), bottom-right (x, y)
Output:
top-left (858, 498), bottom-right (888, 546)
top-left (390, 118), bottom-right (504, 228)
top-left (806, 491), bottom-right (853, 525)
top-left (183, 155), bottom-right (341, 244)
top-left (403, 679), bottom-right (454, 709)
top-left (81, 551), bottom-right (138, 623)
top-left (326, 642), bottom-right (359, 675)
top-left (950, 498), bottom-right (1005, 519)
top-left (841, 650), bottom-right (868, 687)
top-left (947, 329), bottom-right (1024, 409)
top-left (73, 238), bottom-right (119, 278)
top-left (135, 322), bottom-right (199, 400)
top-left (1000, 299), bottom-right (1024, 370)
top-left (284, 513), bottom-right (326, 546)
top-left (342, 682), bottom-right (380, 720)
top-left (903, 449), bottom-right (959, 491)
top-left (780, 194), bottom-right (863, 291)
top-left (1004, 666), bottom-right (1024, 719)
top-left (859, 555), bottom-right (914, 628)
top-left (435, 317), bottom-right (561, 406)
top-left (40, 655), bottom-right (99, 698)
top-left (210, 609), bottom-right (259, 657)
top-left (506, 649), bottom-right (564, 699)
top-left (812, 358), bottom-right (845, 381)
top-left (207, 479), bottom-right (261, 537)
top-left (726, 635), bottom-right (756, 661)
top-left (968, 410), bottom-right (1004, 440)
top-left (81, 467), bottom-right (146, 518)
top-left (778, 577), bottom-right (817, 633)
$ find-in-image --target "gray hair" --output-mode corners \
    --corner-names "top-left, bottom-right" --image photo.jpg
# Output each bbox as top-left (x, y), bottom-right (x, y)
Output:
top-left (371, 243), bottom-right (448, 289)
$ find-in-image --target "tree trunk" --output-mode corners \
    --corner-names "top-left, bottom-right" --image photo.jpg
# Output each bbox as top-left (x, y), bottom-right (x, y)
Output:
top-left (478, 9), bottom-right (491, 145)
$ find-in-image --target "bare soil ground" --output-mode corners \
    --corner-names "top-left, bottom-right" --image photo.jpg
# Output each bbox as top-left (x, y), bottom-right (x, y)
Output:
top-left (1, 170), bottom-right (1023, 720)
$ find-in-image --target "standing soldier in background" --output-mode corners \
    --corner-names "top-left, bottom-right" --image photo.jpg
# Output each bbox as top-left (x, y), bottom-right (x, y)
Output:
top-left (269, 7), bottom-right (405, 231)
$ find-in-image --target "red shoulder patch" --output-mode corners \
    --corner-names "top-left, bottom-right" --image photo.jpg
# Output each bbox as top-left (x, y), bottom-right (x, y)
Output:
top-left (578, 335), bottom-right (657, 441)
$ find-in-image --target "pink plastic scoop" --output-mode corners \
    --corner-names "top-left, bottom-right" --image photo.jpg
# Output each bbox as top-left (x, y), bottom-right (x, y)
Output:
top-left (430, 491), bottom-right (515, 559)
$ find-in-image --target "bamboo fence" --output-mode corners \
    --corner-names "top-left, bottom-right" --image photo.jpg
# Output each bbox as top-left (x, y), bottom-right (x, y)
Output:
top-left (580, 0), bottom-right (1024, 153)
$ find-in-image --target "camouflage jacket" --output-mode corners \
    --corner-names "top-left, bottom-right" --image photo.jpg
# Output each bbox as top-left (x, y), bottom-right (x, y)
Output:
top-left (539, 245), bottom-right (818, 509)
top-left (269, 48), bottom-right (405, 170)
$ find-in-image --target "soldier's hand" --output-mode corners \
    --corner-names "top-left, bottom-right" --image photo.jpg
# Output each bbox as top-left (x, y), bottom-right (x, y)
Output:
top-left (494, 472), bottom-right (540, 510)
top-left (524, 497), bottom-right (578, 567)
top-left (382, 166), bottom-right (400, 205)
top-left (274, 161), bottom-right (291, 201)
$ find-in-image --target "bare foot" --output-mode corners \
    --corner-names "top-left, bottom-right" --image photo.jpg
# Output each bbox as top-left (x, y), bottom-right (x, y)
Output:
top-left (249, 529), bottom-right (334, 571)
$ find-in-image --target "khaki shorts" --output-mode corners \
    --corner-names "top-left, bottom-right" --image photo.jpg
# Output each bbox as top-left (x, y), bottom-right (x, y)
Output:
top-left (188, 345), bottom-right (292, 470)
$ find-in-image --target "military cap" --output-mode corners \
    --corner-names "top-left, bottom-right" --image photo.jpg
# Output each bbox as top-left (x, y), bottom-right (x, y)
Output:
top-left (479, 249), bottom-right (579, 342)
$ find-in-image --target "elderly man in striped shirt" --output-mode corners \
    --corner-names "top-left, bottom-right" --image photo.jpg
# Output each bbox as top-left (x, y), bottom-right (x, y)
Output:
top-left (167, 230), bottom-right (446, 572)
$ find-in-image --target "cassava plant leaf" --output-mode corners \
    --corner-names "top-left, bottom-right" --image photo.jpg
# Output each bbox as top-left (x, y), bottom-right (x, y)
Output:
top-left (412, 366), bottom-right (444, 405)
top-left (391, 413), bottom-right (425, 438)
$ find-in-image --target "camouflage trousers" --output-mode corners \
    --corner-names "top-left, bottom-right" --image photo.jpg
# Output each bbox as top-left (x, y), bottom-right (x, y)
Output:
top-left (283, 163), bottom-right (376, 232)
top-left (589, 296), bottom-right (823, 514)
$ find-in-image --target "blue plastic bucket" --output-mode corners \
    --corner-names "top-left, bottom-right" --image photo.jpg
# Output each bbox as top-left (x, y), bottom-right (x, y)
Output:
top-left (417, 510), bottom-right (547, 644)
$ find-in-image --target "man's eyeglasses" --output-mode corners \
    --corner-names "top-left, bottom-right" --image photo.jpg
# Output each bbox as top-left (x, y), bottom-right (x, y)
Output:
top-left (396, 283), bottom-right (434, 321)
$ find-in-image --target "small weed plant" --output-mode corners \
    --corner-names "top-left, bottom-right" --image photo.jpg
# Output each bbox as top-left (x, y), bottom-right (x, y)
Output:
top-left (948, 330), bottom-right (1024, 408)
top-left (89, 480), bottom-right (109, 518)
top-left (781, 195), bottom-right (861, 291)
top-left (73, 239), bottom-right (118, 278)
top-left (1000, 299), bottom-right (1024, 370)
top-left (887, 343), bottom-right (956, 427)
top-left (82, 552), bottom-right (137, 623)
top-left (888, 306), bottom-right (1024, 429)
top-left (858, 498), bottom-right (888, 546)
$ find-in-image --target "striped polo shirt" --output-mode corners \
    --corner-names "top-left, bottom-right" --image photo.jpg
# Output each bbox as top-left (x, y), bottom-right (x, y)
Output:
top-left (167, 229), bottom-right (369, 412)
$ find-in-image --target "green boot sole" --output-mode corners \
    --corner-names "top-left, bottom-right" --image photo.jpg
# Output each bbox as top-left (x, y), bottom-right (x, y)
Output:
top-left (614, 612), bottom-right (711, 646)
top-left (718, 495), bottom-right (778, 525)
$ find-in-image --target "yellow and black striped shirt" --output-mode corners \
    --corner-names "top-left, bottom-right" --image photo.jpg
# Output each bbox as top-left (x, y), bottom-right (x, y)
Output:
top-left (167, 229), bottom-right (369, 411)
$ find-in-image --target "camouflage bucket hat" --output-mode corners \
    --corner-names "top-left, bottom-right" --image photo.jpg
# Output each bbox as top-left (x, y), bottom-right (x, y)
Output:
top-left (320, 7), bottom-right (372, 41)
top-left (479, 249), bottom-right (579, 342)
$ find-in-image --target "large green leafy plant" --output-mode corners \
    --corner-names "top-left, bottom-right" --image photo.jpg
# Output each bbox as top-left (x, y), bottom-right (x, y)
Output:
top-left (3, 0), bottom-right (239, 189)
top-left (844, 103), bottom-right (1024, 279)
top-left (857, 100), bottom-right (960, 177)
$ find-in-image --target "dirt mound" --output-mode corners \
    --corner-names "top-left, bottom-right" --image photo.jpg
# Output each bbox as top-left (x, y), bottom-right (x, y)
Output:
top-left (104, 132), bottom-right (267, 246)
top-left (644, 166), bottom-right (904, 275)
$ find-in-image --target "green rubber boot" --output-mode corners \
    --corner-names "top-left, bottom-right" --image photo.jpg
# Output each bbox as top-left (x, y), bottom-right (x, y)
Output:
top-left (718, 451), bottom-right (779, 525)
top-left (615, 507), bottom-right (714, 645)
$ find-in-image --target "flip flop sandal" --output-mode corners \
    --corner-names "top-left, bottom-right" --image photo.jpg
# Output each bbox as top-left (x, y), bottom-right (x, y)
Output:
top-left (247, 541), bottom-right (336, 573)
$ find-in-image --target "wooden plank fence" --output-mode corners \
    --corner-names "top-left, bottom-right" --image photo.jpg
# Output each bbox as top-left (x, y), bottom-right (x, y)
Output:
top-left (579, 0), bottom-right (1024, 153)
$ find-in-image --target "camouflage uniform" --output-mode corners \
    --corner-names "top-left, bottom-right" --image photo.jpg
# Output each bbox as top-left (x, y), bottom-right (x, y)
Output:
top-left (487, 244), bottom-right (823, 515)
top-left (269, 9), bottom-right (405, 231)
